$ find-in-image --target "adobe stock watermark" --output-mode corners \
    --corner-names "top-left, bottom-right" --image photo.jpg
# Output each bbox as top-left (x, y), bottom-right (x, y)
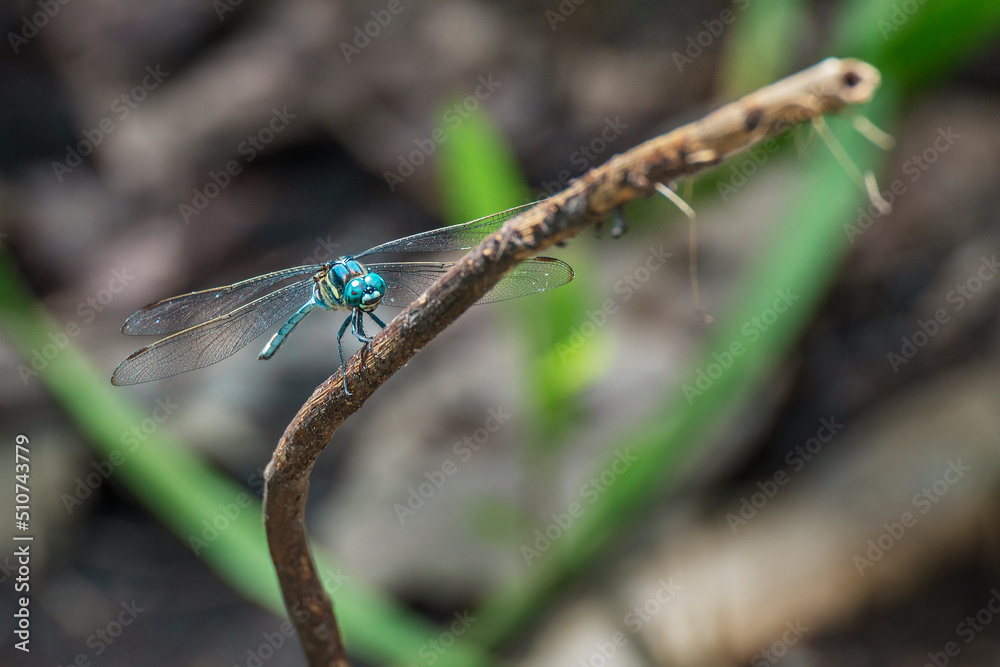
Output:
top-left (545, 0), bottom-right (586, 31)
top-left (189, 488), bottom-right (257, 556)
top-left (179, 106), bottom-right (296, 224)
top-left (854, 458), bottom-right (970, 576)
top-left (212, 0), bottom-right (242, 20)
top-left (51, 65), bottom-right (170, 181)
top-left (579, 578), bottom-right (682, 667)
top-left (383, 75), bottom-right (502, 192)
top-left (393, 407), bottom-right (510, 524)
top-left (233, 570), bottom-right (350, 667)
top-left (556, 244), bottom-right (671, 361)
top-left (844, 126), bottom-right (960, 243)
top-left (58, 600), bottom-right (145, 666)
top-left (535, 116), bottom-right (629, 199)
top-left (0, 551), bottom-right (24, 587)
top-left (887, 253), bottom-right (999, 373)
top-left (878, 0), bottom-right (928, 39)
top-left (235, 622), bottom-right (297, 667)
top-left (672, 0), bottom-right (753, 73)
top-left (725, 416), bottom-right (844, 534)
top-left (300, 233), bottom-right (342, 266)
top-left (520, 448), bottom-right (638, 566)
top-left (716, 136), bottom-right (783, 202)
top-left (714, 108), bottom-right (824, 202)
top-left (750, 619), bottom-right (810, 666)
top-left (682, 288), bottom-right (800, 403)
top-left (923, 588), bottom-right (1000, 667)
top-left (61, 396), bottom-right (179, 515)
top-left (408, 610), bottom-right (476, 666)
top-left (18, 268), bottom-right (135, 385)
top-left (339, 0), bottom-right (413, 63)
top-left (8, 0), bottom-right (72, 54)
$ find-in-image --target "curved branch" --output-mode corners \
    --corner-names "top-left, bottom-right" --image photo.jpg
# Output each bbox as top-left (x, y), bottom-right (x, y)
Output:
top-left (263, 58), bottom-right (882, 666)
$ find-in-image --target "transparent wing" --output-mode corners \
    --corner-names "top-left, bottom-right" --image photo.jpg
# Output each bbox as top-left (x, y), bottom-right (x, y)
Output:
top-left (111, 278), bottom-right (317, 385)
top-left (477, 258), bottom-right (575, 303)
top-left (369, 257), bottom-right (574, 308)
top-left (122, 265), bottom-right (321, 335)
top-left (354, 202), bottom-right (538, 258)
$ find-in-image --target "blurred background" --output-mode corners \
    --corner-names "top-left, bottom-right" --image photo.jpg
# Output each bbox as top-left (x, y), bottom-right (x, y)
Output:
top-left (2, 0), bottom-right (1000, 665)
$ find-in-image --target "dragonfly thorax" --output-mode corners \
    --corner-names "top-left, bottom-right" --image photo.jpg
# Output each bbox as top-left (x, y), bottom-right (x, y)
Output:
top-left (320, 258), bottom-right (386, 312)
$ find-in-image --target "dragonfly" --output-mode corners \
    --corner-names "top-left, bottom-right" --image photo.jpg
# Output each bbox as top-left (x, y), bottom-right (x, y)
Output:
top-left (111, 202), bottom-right (574, 393)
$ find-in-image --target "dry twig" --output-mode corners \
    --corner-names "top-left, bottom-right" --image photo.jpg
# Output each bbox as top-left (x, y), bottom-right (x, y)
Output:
top-left (263, 58), bottom-right (883, 666)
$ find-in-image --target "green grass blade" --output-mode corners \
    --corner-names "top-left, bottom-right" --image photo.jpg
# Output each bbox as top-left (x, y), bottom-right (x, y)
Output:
top-left (436, 108), bottom-right (599, 437)
top-left (718, 0), bottom-right (807, 98)
top-left (836, 0), bottom-right (1000, 88)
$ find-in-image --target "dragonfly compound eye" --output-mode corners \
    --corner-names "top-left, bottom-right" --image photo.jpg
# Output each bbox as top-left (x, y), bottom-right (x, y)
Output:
top-left (344, 278), bottom-right (366, 307)
top-left (359, 273), bottom-right (386, 311)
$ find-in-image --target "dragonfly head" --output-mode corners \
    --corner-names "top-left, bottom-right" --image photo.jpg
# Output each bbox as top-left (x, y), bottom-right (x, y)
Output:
top-left (344, 272), bottom-right (386, 312)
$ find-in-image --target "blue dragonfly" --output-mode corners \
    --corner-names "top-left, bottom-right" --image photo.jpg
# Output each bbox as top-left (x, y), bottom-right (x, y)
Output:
top-left (111, 203), bottom-right (573, 392)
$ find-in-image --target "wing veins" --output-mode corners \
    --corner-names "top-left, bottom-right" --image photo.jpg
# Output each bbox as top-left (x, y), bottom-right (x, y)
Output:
top-left (111, 278), bottom-right (316, 385)
top-left (122, 265), bottom-right (321, 335)
top-left (354, 202), bottom-right (538, 258)
top-left (369, 256), bottom-right (574, 308)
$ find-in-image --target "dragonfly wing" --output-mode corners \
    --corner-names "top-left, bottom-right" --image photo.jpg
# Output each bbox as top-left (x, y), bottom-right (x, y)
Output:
top-left (366, 262), bottom-right (451, 307)
top-left (369, 257), bottom-right (574, 308)
top-left (111, 278), bottom-right (316, 385)
top-left (475, 257), bottom-right (575, 304)
top-left (122, 265), bottom-right (321, 335)
top-left (354, 202), bottom-right (539, 258)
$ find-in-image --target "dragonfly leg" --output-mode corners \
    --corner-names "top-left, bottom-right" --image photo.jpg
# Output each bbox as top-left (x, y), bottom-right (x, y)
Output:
top-left (361, 312), bottom-right (388, 364)
top-left (352, 309), bottom-right (375, 343)
top-left (595, 206), bottom-right (629, 238)
top-left (610, 206), bottom-right (629, 238)
top-left (259, 302), bottom-right (317, 360)
top-left (337, 314), bottom-right (353, 396)
top-left (343, 309), bottom-right (379, 394)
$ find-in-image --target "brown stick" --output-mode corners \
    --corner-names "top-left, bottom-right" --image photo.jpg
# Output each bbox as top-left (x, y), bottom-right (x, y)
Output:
top-left (263, 58), bottom-right (882, 665)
